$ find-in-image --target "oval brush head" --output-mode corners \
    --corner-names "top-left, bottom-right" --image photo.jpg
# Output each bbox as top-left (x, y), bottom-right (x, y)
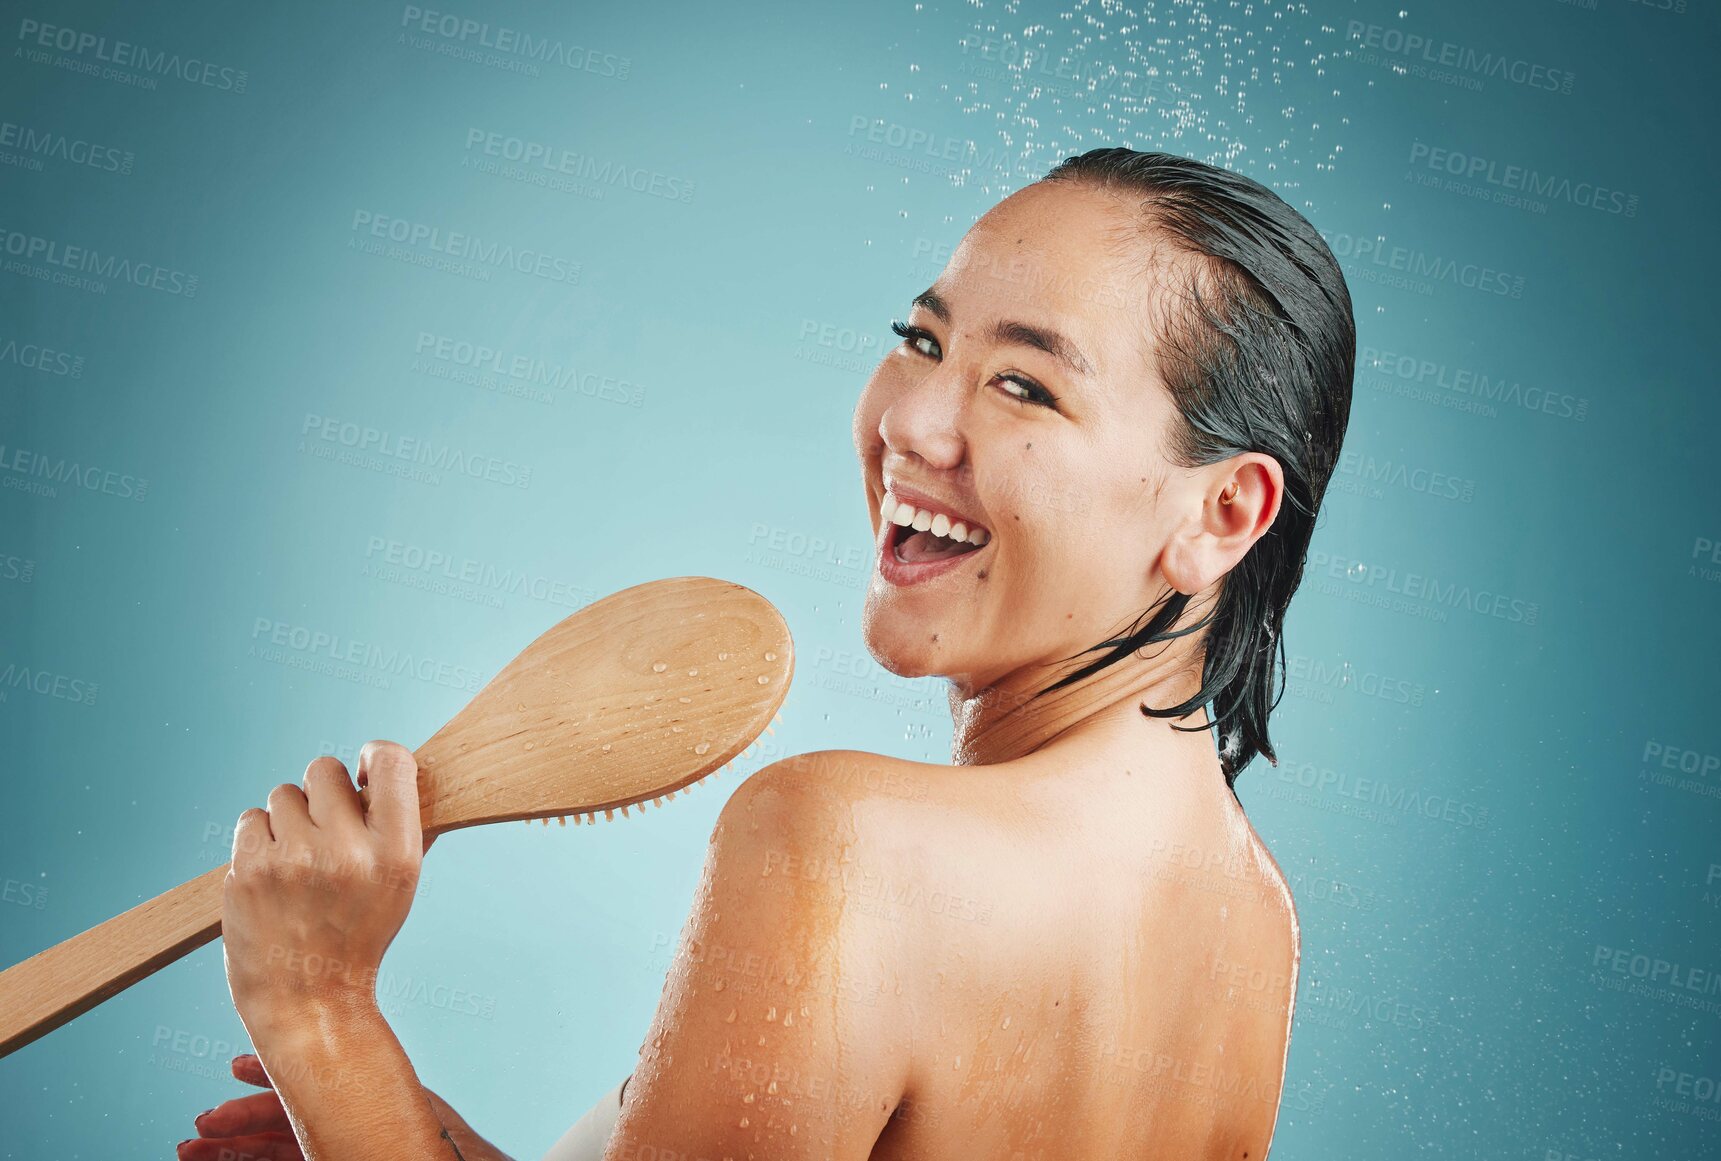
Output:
top-left (401, 574), bottom-right (793, 834)
top-left (0, 575), bottom-right (793, 1058)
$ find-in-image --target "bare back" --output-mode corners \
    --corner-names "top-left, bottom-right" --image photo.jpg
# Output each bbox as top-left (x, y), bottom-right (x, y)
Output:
top-left (840, 748), bottom-right (1301, 1160)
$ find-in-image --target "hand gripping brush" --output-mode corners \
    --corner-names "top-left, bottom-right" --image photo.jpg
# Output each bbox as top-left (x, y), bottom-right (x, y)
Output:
top-left (0, 576), bottom-right (793, 1058)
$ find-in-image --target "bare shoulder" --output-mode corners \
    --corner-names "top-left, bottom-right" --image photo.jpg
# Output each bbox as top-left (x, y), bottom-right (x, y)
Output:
top-left (604, 750), bottom-right (916, 1161)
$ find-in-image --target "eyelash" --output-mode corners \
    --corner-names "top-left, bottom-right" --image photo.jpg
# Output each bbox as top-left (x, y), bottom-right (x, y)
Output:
top-left (889, 320), bottom-right (1061, 410)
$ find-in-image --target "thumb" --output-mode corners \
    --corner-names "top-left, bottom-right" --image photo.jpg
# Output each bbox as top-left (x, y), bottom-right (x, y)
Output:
top-left (357, 739), bottom-right (422, 858)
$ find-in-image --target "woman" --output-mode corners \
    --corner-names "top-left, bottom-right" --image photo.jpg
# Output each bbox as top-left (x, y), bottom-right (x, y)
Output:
top-left (181, 147), bottom-right (1356, 1160)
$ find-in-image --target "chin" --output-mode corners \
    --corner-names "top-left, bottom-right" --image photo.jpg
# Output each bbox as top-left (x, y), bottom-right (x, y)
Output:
top-left (859, 592), bottom-right (948, 680)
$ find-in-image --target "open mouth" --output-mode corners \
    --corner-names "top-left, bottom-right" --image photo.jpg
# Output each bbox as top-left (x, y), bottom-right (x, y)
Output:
top-left (888, 518), bottom-right (985, 564)
top-left (879, 489), bottom-right (990, 565)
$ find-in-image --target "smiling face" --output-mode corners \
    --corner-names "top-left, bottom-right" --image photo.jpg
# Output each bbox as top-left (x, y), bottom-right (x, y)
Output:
top-left (853, 179), bottom-right (1226, 695)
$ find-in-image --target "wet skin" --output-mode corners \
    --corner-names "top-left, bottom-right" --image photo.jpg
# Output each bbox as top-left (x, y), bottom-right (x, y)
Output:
top-left (610, 180), bottom-right (1299, 1159)
top-left (196, 180), bottom-right (1299, 1161)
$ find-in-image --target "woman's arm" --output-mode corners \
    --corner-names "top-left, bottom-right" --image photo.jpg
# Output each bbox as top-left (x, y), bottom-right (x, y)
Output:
top-left (181, 1051), bottom-right (515, 1161)
top-left (218, 740), bottom-right (499, 1160)
top-left (241, 998), bottom-right (494, 1159)
top-left (604, 752), bottom-right (916, 1161)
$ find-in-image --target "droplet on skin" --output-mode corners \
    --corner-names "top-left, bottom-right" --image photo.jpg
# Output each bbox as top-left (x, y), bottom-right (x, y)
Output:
top-left (652, 661), bottom-right (668, 673)
top-left (756, 675), bottom-right (771, 684)
top-left (725, 1008), bottom-right (737, 1023)
top-left (764, 651), bottom-right (777, 662)
top-left (695, 741), bottom-right (711, 755)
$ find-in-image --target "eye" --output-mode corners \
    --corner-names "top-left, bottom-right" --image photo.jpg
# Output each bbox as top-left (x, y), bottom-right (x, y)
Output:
top-left (995, 373), bottom-right (1059, 409)
top-left (889, 319), bottom-right (1061, 410)
top-left (890, 319), bottom-right (940, 359)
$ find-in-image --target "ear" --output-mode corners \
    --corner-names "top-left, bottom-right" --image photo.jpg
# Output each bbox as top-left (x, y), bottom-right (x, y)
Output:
top-left (1161, 454), bottom-right (1283, 596)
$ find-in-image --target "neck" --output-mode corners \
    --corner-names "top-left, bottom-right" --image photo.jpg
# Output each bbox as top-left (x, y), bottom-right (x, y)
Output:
top-left (949, 624), bottom-right (1215, 768)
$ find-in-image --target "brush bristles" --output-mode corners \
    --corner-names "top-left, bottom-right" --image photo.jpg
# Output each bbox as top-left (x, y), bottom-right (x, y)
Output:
top-left (518, 707), bottom-right (787, 832)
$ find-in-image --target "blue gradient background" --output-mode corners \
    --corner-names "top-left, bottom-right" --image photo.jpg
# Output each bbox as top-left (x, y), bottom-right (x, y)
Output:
top-left (3, 0), bottom-right (1718, 1156)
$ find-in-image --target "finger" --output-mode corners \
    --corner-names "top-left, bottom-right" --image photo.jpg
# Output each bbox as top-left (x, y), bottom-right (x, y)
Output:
top-left (302, 756), bottom-right (363, 831)
top-left (232, 1053), bottom-right (274, 1088)
top-left (357, 740), bottom-right (422, 859)
top-left (265, 782), bottom-right (312, 841)
top-left (232, 807), bottom-right (274, 864)
top-left (178, 1131), bottom-right (300, 1160)
top-left (194, 1090), bottom-right (290, 1137)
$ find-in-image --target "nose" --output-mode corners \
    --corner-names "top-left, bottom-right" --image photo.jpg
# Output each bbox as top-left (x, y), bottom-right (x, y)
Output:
top-left (877, 359), bottom-right (967, 474)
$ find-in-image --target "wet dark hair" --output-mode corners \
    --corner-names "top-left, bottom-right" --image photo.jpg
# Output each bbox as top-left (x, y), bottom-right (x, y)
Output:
top-left (1033, 148), bottom-right (1356, 790)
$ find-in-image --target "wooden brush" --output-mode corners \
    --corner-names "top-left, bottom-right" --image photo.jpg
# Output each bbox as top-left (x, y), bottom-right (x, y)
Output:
top-left (0, 576), bottom-right (793, 1058)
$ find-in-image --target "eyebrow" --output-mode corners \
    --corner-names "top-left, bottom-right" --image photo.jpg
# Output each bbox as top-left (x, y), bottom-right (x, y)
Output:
top-left (911, 288), bottom-right (1094, 379)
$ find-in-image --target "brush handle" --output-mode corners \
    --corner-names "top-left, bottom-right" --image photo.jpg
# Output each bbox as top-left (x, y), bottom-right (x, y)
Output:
top-left (0, 863), bottom-right (229, 1058)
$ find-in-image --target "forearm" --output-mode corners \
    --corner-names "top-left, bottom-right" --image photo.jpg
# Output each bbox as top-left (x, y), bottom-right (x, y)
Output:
top-left (246, 999), bottom-right (485, 1161)
top-left (426, 1088), bottom-right (518, 1161)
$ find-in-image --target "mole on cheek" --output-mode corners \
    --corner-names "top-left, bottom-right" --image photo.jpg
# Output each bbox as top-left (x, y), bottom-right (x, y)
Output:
top-left (977, 568), bottom-right (989, 580)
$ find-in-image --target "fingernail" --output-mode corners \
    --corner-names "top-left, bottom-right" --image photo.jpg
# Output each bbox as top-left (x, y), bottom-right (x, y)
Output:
top-left (194, 1108), bottom-right (214, 1126)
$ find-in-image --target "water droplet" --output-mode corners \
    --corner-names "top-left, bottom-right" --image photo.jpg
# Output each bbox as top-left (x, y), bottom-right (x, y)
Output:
top-left (756, 675), bottom-right (771, 684)
top-left (651, 661), bottom-right (668, 673)
top-left (764, 651), bottom-right (777, 662)
top-left (695, 741), bottom-right (711, 755)
top-left (725, 1007), bottom-right (737, 1023)
top-left (523, 741), bottom-right (535, 751)
top-left (687, 667), bottom-right (698, 676)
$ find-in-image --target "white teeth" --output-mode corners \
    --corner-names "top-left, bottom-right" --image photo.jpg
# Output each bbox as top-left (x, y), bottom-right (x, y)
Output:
top-left (882, 492), bottom-right (989, 546)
